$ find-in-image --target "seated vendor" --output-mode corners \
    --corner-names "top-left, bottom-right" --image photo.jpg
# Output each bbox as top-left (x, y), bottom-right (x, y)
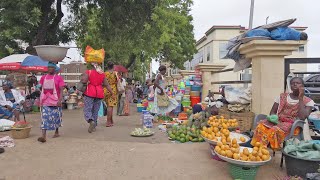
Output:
top-left (0, 80), bottom-right (25, 121)
top-left (251, 77), bottom-right (314, 150)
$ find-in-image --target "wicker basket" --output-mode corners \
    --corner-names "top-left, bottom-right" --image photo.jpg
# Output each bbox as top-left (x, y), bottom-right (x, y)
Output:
top-left (219, 107), bottom-right (255, 132)
top-left (11, 126), bottom-right (32, 139)
top-left (229, 163), bottom-right (259, 180)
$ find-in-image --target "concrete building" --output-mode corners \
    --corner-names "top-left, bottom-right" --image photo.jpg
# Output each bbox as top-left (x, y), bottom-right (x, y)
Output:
top-left (60, 61), bottom-right (86, 87)
top-left (184, 25), bottom-right (308, 81)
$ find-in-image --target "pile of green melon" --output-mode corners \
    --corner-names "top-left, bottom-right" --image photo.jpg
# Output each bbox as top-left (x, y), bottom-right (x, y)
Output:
top-left (167, 125), bottom-right (204, 143)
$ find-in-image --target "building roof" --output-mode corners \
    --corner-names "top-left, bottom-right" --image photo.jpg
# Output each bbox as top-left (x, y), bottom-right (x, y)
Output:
top-left (205, 25), bottom-right (246, 36)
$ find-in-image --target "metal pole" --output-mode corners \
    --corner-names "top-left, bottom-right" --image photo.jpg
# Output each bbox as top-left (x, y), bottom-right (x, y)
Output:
top-left (244, 0), bottom-right (255, 88)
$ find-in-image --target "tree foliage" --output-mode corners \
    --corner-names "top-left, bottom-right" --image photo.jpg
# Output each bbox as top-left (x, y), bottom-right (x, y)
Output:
top-left (69, 0), bottom-right (196, 70)
top-left (0, 0), bottom-right (196, 74)
top-left (0, 0), bottom-right (72, 57)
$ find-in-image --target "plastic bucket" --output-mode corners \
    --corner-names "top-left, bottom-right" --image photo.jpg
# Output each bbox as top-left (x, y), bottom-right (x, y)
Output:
top-left (67, 103), bottom-right (74, 110)
top-left (190, 91), bottom-right (201, 97)
top-left (190, 96), bottom-right (201, 107)
top-left (309, 117), bottom-right (320, 130)
top-left (181, 101), bottom-right (191, 107)
top-left (283, 151), bottom-right (320, 178)
top-left (137, 106), bottom-right (144, 112)
top-left (191, 85), bottom-right (201, 91)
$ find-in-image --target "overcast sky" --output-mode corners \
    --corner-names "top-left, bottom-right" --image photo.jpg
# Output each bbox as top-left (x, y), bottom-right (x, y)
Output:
top-left (65, 0), bottom-right (320, 71)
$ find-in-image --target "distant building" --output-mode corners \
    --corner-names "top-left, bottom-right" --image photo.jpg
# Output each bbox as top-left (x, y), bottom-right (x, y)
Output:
top-left (184, 25), bottom-right (308, 81)
top-left (60, 61), bottom-right (86, 87)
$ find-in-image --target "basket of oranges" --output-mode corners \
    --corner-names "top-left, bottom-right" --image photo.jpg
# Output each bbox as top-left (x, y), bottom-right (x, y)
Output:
top-left (214, 140), bottom-right (272, 167)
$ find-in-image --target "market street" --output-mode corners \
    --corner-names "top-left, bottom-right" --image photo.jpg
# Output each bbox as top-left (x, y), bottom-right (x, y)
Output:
top-left (0, 104), bottom-right (285, 180)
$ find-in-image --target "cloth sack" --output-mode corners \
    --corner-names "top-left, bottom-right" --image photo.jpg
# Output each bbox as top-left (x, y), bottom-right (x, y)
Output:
top-left (157, 94), bottom-right (169, 107)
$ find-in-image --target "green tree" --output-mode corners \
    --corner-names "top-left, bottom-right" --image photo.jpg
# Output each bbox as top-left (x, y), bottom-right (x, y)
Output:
top-left (70, 0), bottom-right (196, 70)
top-left (0, 0), bottom-right (72, 57)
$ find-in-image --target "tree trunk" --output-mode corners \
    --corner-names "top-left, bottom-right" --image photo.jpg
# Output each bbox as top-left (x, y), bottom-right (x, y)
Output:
top-left (126, 53), bottom-right (137, 69)
top-left (26, 0), bottom-right (63, 55)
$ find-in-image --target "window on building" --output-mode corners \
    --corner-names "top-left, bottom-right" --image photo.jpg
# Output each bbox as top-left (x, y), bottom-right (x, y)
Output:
top-left (76, 76), bottom-right (80, 80)
top-left (206, 46), bottom-right (211, 62)
top-left (219, 43), bottom-right (228, 59)
top-left (64, 68), bottom-right (68, 73)
top-left (298, 46), bottom-right (304, 52)
top-left (64, 75), bottom-right (68, 80)
top-left (76, 68), bottom-right (80, 73)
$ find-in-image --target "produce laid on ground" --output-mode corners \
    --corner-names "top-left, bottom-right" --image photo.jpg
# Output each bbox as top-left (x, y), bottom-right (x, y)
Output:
top-left (187, 112), bottom-right (210, 129)
top-left (167, 125), bottom-right (204, 143)
top-left (130, 128), bottom-right (154, 137)
top-left (157, 115), bottom-right (174, 123)
top-left (215, 140), bottom-right (271, 163)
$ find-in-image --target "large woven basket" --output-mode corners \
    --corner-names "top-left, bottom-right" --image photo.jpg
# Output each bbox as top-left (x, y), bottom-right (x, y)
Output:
top-left (229, 163), bottom-right (259, 180)
top-left (11, 126), bottom-right (32, 139)
top-left (219, 107), bottom-right (255, 132)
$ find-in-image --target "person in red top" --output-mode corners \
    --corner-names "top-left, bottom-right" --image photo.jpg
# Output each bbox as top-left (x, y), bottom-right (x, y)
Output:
top-left (81, 63), bottom-right (113, 133)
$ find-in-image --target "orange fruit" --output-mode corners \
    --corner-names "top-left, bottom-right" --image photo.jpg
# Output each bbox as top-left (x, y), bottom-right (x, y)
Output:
top-left (243, 148), bottom-right (250, 156)
top-left (226, 150), bottom-right (233, 158)
top-left (220, 150), bottom-right (226, 156)
top-left (215, 146), bottom-right (221, 152)
top-left (262, 155), bottom-right (269, 161)
top-left (256, 156), bottom-right (262, 161)
top-left (255, 142), bottom-right (261, 147)
top-left (258, 152), bottom-right (263, 158)
top-left (252, 150), bottom-right (258, 156)
top-left (240, 136), bottom-right (246, 142)
top-left (217, 142), bottom-right (223, 147)
top-left (208, 135), bottom-right (213, 140)
top-left (241, 155), bottom-right (248, 161)
top-left (250, 156), bottom-right (256, 161)
top-left (221, 139), bottom-right (227, 145)
top-left (233, 153), bottom-right (240, 160)
top-left (262, 149), bottom-right (270, 156)
top-left (253, 147), bottom-right (259, 152)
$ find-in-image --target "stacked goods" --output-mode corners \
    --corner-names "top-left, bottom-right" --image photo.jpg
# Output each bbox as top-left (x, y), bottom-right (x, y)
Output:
top-left (214, 140), bottom-right (271, 162)
top-left (190, 72), bottom-right (202, 107)
top-left (207, 116), bottom-right (239, 130)
top-left (137, 104), bottom-right (145, 112)
top-left (167, 125), bottom-right (204, 143)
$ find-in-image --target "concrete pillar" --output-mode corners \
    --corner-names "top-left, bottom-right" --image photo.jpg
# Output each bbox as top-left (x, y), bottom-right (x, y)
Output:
top-left (178, 70), bottom-right (196, 78)
top-left (196, 63), bottom-right (227, 101)
top-left (239, 40), bottom-right (306, 115)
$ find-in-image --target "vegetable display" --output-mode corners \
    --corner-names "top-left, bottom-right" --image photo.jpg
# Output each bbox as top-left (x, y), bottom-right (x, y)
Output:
top-left (131, 128), bottom-right (154, 136)
top-left (168, 125), bottom-right (204, 143)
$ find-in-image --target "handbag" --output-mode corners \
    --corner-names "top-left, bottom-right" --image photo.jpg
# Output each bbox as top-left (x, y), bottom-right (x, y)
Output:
top-left (157, 94), bottom-right (169, 107)
top-left (102, 101), bottom-right (108, 116)
top-left (78, 70), bottom-right (91, 92)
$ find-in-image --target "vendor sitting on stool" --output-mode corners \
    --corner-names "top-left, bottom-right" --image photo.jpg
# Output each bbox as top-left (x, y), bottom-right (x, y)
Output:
top-left (251, 77), bottom-right (314, 150)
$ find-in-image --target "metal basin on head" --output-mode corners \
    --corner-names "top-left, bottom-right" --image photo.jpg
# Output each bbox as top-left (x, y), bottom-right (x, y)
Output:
top-left (34, 45), bottom-right (69, 62)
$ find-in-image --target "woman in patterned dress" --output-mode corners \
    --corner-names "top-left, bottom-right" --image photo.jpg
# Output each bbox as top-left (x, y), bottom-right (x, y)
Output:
top-left (251, 77), bottom-right (314, 150)
top-left (38, 62), bottom-right (65, 143)
top-left (104, 61), bottom-right (118, 127)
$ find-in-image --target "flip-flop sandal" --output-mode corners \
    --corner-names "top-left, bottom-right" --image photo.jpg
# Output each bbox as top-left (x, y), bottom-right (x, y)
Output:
top-left (37, 137), bottom-right (46, 143)
top-left (52, 134), bottom-right (60, 138)
top-left (106, 124), bottom-right (113, 127)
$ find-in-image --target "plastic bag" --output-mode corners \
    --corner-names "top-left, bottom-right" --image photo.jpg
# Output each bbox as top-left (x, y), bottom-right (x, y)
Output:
top-left (245, 29), bottom-right (271, 38)
top-left (224, 86), bottom-right (251, 105)
top-left (270, 27), bottom-right (301, 40)
top-left (84, 46), bottom-right (105, 63)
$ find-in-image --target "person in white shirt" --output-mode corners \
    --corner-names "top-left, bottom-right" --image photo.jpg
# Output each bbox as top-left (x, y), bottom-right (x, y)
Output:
top-left (0, 80), bottom-right (25, 121)
top-left (117, 74), bottom-right (127, 116)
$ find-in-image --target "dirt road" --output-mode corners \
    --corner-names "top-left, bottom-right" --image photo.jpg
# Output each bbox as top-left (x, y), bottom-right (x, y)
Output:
top-left (0, 105), bottom-right (286, 180)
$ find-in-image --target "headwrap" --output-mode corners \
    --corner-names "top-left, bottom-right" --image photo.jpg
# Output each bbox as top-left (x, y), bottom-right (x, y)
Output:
top-left (91, 62), bottom-right (103, 74)
top-left (48, 62), bottom-right (57, 68)
top-left (55, 66), bottom-right (61, 73)
top-left (2, 80), bottom-right (13, 89)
